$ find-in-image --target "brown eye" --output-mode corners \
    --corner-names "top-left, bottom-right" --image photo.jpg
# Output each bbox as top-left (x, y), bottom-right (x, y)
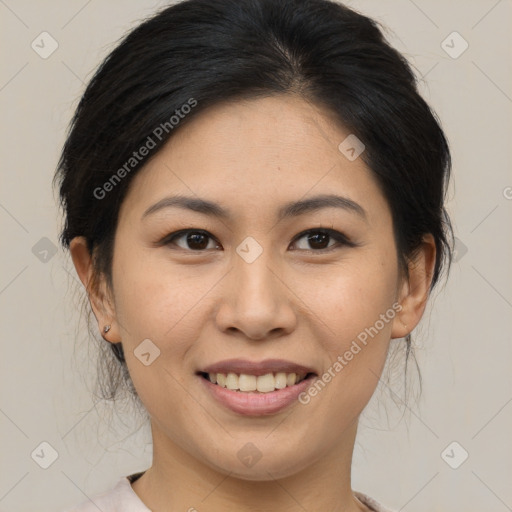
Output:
top-left (291, 229), bottom-right (356, 252)
top-left (162, 230), bottom-right (220, 251)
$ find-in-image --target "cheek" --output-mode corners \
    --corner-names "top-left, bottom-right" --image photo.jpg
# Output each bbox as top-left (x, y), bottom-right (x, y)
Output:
top-left (306, 253), bottom-right (399, 416)
top-left (305, 254), bottom-right (397, 346)
top-left (112, 246), bottom-right (201, 341)
top-left (111, 254), bottom-right (203, 418)
top-left (110, 247), bottom-right (223, 406)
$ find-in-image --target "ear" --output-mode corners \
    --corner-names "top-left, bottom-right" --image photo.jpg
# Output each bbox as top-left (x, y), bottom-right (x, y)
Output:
top-left (69, 236), bottom-right (121, 343)
top-left (391, 234), bottom-right (437, 339)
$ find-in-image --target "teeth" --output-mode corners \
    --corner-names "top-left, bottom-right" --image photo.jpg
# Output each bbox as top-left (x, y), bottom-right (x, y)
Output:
top-left (239, 374), bottom-right (257, 392)
top-left (216, 373), bottom-right (226, 387)
top-left (226, 372), bottom-right (238, 390)
top-left (286, 373), bottom-right (296, 386)
top-left (207, 371), bottom-right (307, 393)
top-left (275, 372), bottom-right (288, 389)
top-left (257, 373), bottom-right (275, 392)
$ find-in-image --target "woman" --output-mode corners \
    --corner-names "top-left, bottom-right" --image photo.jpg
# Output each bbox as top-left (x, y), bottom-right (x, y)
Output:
top-left (55, 0), bottom-right (453, 510)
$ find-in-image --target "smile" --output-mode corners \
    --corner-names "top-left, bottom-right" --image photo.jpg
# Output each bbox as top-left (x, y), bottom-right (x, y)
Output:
top-left (197, 359), bottom-right (318, 415)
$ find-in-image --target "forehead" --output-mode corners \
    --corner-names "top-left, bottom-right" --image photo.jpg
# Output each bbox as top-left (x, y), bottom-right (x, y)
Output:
top-left (119, 95), bottom-right (390, 226)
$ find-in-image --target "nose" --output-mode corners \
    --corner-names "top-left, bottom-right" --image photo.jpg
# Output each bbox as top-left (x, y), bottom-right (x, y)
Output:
top-left (215, 249), bottom-right (297, 341)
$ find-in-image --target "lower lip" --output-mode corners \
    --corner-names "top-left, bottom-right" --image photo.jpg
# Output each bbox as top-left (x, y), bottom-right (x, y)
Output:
top-left (199, 374), bottom-right (315, 416)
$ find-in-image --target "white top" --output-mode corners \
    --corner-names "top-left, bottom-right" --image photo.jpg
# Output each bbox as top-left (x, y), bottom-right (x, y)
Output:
top-left (64, 473), bottom-right (396, 512)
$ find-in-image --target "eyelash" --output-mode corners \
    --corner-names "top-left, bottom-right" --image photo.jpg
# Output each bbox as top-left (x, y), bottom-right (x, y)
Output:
top-left (158, 227), bottom-right (358, 253)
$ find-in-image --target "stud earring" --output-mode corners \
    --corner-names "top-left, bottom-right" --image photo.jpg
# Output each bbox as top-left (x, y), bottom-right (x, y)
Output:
top-left (103, 325), bottom-right (111, 334)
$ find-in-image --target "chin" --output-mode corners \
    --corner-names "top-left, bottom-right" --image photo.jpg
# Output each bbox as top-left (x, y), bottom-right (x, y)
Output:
top-left (203, 447), bottom-right (313, 482)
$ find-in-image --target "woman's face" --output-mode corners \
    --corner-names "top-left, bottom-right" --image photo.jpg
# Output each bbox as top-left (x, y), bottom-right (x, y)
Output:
top-left (93, 95), bottom-right (415, 479)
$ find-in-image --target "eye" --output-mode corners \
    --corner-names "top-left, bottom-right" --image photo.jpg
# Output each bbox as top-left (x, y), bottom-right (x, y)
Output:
top-left (160, 229), bottom-right (221, 251)
top-left (290, 228), bottom-right (356, 252)
top-left (159, 227), bottom-right (356, 252)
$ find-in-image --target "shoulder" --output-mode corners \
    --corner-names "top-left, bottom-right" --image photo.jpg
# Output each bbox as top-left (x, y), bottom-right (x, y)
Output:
top-left (354, 491), bottom-right (397, 512)
top-left (62, 475), bottom-right (150, 512)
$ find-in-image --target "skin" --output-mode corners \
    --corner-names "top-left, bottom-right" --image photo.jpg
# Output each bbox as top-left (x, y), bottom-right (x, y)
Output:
top-left (70, 94), bottom-right (436, 512)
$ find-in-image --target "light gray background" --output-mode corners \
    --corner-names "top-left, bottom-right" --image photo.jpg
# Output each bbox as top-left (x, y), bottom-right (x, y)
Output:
top-left (1, 1), bottom-right (511, 511)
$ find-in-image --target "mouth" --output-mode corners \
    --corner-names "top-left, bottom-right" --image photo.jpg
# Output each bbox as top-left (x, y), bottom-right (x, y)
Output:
top-left (197, 358), bottom-right (317, 392)
top-left (196, 359), bottom-right (318, 415)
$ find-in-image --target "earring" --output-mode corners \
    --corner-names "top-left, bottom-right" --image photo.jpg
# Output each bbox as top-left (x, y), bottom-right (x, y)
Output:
top-left (103, 325), bottom-right (111, 334)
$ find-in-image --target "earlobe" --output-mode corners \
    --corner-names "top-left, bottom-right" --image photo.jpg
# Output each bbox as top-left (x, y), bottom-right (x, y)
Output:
top-left (391, 234), bottom-right (436, 340)
top-left (69, 236), bottom-right (121, 343)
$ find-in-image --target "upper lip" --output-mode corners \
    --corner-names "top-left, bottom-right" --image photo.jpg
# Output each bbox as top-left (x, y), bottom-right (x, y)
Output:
top-left (200, 358), bottom-right (317, 377)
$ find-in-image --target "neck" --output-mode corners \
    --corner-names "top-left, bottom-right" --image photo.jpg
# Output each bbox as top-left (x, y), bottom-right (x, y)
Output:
top-left (131, 419), bottom-right (369, 512)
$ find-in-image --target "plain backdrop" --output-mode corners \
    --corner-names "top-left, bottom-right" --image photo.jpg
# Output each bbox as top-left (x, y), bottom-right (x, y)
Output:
top-left (1, 1), bottom-right (511, 511)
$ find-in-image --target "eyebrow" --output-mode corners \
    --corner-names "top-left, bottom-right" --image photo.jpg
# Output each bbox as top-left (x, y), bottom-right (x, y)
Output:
top-left (142, 193), bottom-right (368, 223)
